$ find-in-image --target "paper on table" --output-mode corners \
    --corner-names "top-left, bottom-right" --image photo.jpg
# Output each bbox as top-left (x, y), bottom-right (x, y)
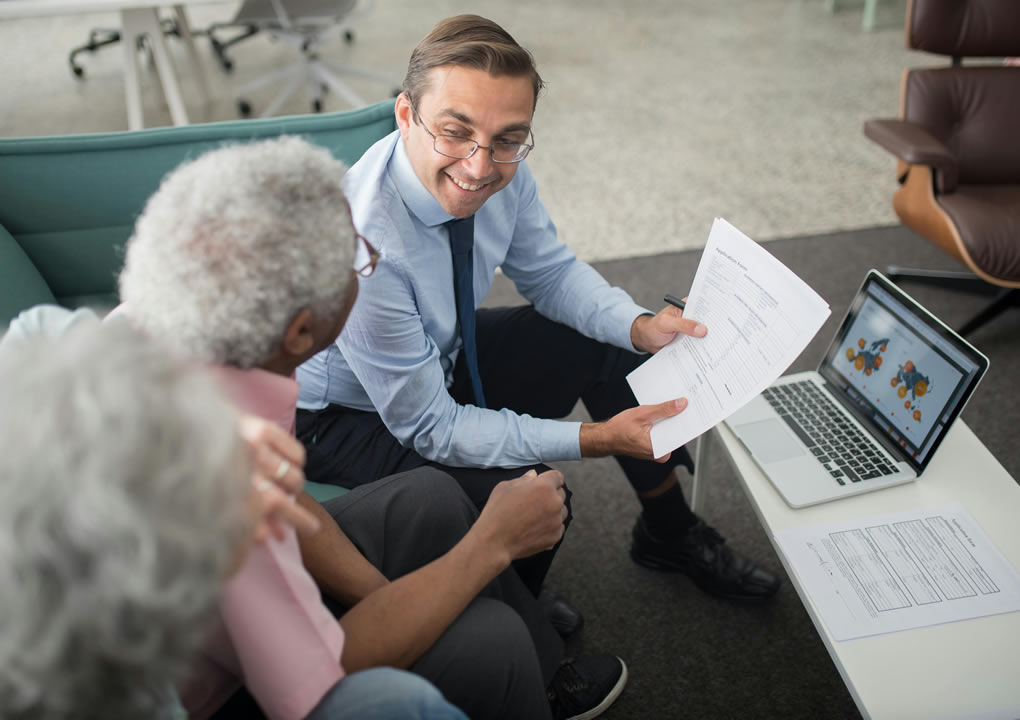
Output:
top-left (627, 218), bottom-right (830, 458)
top-left (774, 504), bottom-right (1020, 641)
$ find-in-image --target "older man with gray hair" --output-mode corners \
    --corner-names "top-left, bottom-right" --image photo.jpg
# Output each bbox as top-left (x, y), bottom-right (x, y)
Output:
top-left (118, 136), bottom-right (624, 720)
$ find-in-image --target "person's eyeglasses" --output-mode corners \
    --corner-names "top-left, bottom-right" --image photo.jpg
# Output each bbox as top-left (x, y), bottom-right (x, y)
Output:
top-left (409, 99), bottom-right (534, 164)
top-left (353, 232), bottom-right (379, 278)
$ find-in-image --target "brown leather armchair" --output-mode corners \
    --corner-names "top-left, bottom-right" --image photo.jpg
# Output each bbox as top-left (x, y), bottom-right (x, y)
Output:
top-left (864, 0), bottom-right (1020, 336)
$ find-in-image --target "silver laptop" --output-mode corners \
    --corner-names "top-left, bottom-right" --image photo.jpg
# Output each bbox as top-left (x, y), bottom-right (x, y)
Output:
top-left (724, 270), bottom-right (989, 508)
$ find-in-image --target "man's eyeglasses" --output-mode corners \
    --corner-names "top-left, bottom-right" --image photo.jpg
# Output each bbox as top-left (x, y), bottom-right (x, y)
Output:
top-left (353, 232), bottom-right (379, 278)
top-left (409, 99), bottom-right (534, 164)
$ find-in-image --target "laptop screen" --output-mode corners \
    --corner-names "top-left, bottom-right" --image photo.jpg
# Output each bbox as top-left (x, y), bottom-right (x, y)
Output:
top-left (817, 271), bottom-right (989, 473)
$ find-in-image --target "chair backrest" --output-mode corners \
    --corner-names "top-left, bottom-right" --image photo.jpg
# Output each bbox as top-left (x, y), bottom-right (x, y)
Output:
top-left (906, 0), bottom-right (1020, 58)
top-left (0, 100), bottom-right (396, 327)
top-left (233, 0), bottom-right (359, 26)
top-left (901, 0), bottom-right (1020, 186)
top-left (901, 67), bottom-right (1020, 186)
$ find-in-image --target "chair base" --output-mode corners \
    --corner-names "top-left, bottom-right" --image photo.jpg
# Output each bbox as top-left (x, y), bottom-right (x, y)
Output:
top-left (68, 18), bottom-right (194, 79)
top-left (824, 0), bottom-right (884, 31)
top-left (885, 266), bottom-right (1019, 336)
top-left (236, 55), bottom-right (400, 118)
top-left (207, 23), bottom-right (261, 72)
top-left (69, 28), bottom-right (122, 77)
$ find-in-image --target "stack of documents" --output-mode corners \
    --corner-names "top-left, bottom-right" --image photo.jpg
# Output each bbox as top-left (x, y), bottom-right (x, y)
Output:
top-left (627, 218), bottom-right (831, 458)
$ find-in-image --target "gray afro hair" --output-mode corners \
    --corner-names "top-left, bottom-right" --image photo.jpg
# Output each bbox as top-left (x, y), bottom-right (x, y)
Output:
top-left (119, 135), bottom-right (356, 368)
top-left (0, 321), bottom-right (253, 720)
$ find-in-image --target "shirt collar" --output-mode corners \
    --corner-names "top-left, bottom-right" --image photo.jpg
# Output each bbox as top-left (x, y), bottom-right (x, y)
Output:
top-left (109, 304), bottom-right (301, 433)
top-left (207, 365), bottom-right (300, 434)
top-left (389, 135), bottom-right (455, 228)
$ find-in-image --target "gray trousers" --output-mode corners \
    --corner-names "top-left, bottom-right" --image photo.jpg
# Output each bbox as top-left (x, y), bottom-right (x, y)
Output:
top-left (322, 467), bottom-right (562, 720)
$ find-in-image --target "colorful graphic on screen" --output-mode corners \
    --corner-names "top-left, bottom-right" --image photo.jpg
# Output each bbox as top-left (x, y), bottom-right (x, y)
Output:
top-left (829, 297), bottom-right (962, 450)
top-left (845, 337), bottom-right (889, 377)
top-left (891, 361), bottom-right (930, 422)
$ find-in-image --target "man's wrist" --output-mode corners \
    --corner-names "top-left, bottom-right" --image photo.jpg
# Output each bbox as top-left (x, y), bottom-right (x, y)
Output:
top-left (579, 421), bottom-right (610, 458)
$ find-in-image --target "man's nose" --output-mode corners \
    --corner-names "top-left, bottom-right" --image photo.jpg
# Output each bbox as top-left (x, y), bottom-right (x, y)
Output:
top-left (462, 145), bottom-right (495, 180)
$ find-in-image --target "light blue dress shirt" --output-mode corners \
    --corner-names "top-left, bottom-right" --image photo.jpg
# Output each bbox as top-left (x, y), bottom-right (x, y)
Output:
top-left (297, 131), bottom-right (651, 468)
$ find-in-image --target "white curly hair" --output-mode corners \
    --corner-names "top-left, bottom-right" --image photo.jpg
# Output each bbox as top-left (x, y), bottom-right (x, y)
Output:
top-left (119, 136), bottom-right (356, 368)
top-left (0, 321), bottom-right (253, 720)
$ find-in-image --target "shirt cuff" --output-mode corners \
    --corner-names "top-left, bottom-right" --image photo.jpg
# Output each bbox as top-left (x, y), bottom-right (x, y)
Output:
top-left (540, 419), bottom-right (583, 461)
top-left (605, 302), bottom-right (654, 354)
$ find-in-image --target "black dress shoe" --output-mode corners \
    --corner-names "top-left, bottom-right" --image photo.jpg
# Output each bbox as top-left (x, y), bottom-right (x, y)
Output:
top-left (630, 516), bottom-right (781, 602)
top-left (539, 587), bottom-right (585, 637)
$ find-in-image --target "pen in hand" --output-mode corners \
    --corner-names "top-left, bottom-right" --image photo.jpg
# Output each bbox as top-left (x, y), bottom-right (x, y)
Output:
top-left (664, 294), bottom-right (686, 311)
top-left (664, 293), bottom-right (708, 338)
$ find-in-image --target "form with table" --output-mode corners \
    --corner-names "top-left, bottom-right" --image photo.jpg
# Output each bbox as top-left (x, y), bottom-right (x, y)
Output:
top-left (693, 420), bottom-right (1020, 719)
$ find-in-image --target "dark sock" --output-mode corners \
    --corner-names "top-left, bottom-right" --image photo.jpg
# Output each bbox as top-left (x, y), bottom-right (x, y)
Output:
top-left (639, 481), bottom-right (697, 537)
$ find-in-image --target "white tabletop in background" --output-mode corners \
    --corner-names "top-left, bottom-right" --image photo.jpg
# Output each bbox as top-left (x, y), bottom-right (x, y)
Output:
top-left (0, 0), bottom-right (231, 19)
top-left (714, 419), bottom-right (1020, 719)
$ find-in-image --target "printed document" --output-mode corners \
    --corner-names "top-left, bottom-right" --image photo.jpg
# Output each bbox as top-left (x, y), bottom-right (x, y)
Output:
top-left (775, 504), bottom-right (1020, 641)
top-left (627, 218), bottom-right (830, 457)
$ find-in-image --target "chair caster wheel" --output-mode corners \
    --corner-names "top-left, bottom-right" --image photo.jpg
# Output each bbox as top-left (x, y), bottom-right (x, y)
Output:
top-left (223, 58), bottom-right (233, 72)
top-left (71, 66), bottom-right (85, 78)
top-left (312, 99), bottom-right (323, 113)
top-left (344, 30), bottom-right (354, 43)
top-left (238, 99), bottom-right (252, 117)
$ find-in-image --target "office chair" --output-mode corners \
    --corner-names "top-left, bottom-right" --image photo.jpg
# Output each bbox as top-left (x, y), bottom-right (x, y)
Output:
top-left (863, 0), bottom-right (1020, 337)
top-left (207, 0), bottom-right (400, 118)
top-left (205, 2), bottom-right (350, 73)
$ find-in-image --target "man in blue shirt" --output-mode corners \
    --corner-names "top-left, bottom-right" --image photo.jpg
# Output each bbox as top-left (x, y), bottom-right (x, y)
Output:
top-left (298, 15), bottom-right (779, 606)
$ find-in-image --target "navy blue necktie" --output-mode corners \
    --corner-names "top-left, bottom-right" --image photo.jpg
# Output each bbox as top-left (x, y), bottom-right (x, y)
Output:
top-left (445, 216), bottom-right (486, 408)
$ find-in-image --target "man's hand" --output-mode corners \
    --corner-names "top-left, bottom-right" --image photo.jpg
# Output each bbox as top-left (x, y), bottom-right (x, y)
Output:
top-left (473, 469), bottom-right (567, 564)
top-left (579, 398), bottom-right (688, 461)
top-left (630, 302), bottom-right (707, 354)
top-left (238, 414), bottom-right (321, 543)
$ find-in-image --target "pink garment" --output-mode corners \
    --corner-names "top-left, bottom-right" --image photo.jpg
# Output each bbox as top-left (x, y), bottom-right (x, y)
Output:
top-left (179, 366), bottom-right (345, 720)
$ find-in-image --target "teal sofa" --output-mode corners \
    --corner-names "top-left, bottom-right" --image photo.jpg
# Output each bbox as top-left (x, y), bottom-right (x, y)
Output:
top-left (0, 99), bottom-right (397, 502)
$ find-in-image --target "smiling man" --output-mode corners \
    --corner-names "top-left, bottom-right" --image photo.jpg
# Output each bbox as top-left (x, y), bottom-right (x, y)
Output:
top-left (402, 65), bottom-right (531, 218)
top-left (297, 14), bottom-right (779, 632)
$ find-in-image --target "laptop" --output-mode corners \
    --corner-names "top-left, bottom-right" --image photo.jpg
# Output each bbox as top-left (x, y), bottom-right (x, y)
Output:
top-left (723, 270), bottom-right (989, 508)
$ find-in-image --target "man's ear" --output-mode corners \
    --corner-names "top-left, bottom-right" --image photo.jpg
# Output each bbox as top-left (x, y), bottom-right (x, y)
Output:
top-left (395, 92), bottom-right (414, 138)
top-left (281, 308), bottom-right (316, 358)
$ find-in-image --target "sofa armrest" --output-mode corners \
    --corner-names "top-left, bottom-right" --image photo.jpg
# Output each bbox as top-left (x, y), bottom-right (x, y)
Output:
top-left (864, 118), bottom-right (959, 193)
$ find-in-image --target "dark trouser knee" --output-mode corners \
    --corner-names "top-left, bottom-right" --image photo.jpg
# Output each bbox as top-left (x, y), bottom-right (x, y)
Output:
top-left (323, 467), bottom-right (479, 579)
top-left (411, 597), bottom-right (552, 720)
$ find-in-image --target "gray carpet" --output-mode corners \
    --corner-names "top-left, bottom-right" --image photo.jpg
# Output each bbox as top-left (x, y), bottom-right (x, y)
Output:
top-left (483, 225), bottom-right (1019, 720)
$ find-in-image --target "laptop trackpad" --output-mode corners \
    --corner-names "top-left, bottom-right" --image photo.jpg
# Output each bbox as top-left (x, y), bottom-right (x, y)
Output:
top-left (737, 419), bottom-right (806, 463)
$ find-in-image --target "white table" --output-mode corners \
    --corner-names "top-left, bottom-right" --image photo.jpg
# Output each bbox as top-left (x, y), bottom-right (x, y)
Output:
top-left (694, 421), bottom-right (1020, 719)
top-left (0, 0), bottom-right (231, 129)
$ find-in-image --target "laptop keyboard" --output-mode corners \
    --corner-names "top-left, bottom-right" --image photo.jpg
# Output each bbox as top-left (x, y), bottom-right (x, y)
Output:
top-left (761, 380), bottom-right (899, 486)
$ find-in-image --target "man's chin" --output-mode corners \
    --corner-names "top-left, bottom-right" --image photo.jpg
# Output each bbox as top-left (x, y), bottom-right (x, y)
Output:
top-left (441, 195), bottom-right (487, 219)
